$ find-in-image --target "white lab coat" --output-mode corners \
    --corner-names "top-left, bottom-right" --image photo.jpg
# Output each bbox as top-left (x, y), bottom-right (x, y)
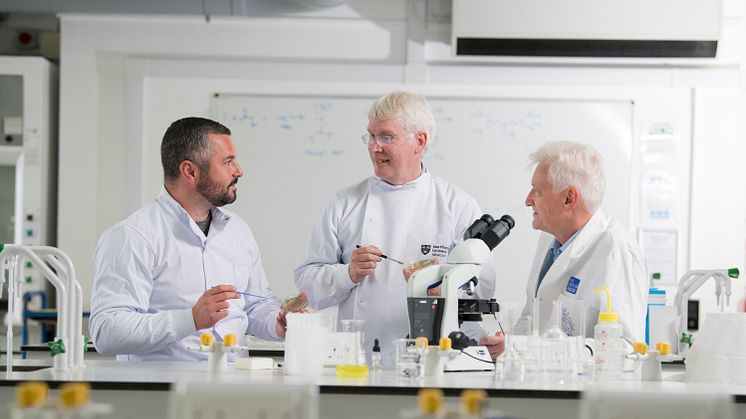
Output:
top-left (90, 187), bottom-right (282, 361)
top-left (294, 169), bottom-right (496, 368)
top-left (513, 210), bottom-right (648, 343)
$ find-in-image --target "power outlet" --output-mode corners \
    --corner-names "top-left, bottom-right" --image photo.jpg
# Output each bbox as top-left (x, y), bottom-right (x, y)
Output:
top-left (324, 332), bottom-right (353, 366)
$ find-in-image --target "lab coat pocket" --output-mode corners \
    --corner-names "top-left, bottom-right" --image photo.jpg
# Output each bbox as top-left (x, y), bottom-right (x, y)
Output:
top-left (557, 276), bottom-right (587, 337)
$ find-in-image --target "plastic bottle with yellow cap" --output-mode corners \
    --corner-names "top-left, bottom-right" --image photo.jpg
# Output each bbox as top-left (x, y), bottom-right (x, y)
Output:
top-left (398, 388), bottom-right (445, 418)
top-left (593, 286), bottom-right (624, 378)
top-left (460, 389), bottom-right (486, 419)
top-left (57, 382), bottom-right (91, 419)
top-left (12, 382), bottom-right (52, 419)
top-left (56, 382), bottom-right (114, 419)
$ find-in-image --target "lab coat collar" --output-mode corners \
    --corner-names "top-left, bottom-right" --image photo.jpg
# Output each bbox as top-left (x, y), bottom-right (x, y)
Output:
top-left (535, 209), bottom-right (609, 291)
top-left (374, 165), bottom-right (430, 191)
top-left (156, 186), bottom-right (231, 238)
top-left (561, 209), bottom-right (610, 258)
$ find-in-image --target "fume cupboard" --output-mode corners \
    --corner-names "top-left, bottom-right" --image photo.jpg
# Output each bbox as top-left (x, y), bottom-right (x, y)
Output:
top-left (0, 56), bottom-right (57, 327)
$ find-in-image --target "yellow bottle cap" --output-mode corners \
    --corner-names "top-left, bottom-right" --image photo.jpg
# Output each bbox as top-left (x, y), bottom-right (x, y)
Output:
top-left (200, 333), bottom-right (214, 347)
top-left (461, 389), bottom-right (487, 415)
top-left (598, 312), bottom-right (619, 323)
top-left (59, 382), bottom-right (90, 407)
top-left (415, 336), bottom-right (429, 350)
top-left (633, 342), bottom-right (648, 355)
top-left (418, 389), bottom-right (443, 414)
top-left (16, 382), bottom-right (48, 407)
top-left (223, 334), bottom-right (237, 347)
top-left (439, 337), bottom-right (452, 350)
top-left (656, 341), bottom-right (672, 355)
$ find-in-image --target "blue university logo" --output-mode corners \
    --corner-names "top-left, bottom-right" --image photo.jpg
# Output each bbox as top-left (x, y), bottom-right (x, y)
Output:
top-left (566, 276), bottom-right (581, 295)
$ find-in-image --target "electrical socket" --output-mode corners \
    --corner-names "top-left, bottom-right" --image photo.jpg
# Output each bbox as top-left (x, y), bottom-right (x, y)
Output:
top-left (324, 332), bottom-right (353, 366)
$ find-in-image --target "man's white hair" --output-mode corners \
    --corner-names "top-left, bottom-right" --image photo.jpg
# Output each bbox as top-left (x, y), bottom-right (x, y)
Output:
top-left (368, 91), bottom-right (436, 143)
top-left (529, 141), bottom-right (605, 213)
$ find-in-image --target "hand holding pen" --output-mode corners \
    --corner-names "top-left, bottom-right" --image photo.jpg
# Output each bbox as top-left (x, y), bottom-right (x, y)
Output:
top-left (192, 285), bottom-right (240, 331)
top-left (348, 244), bottom-right (404, 284)
top-left (355, 245), bottom-right (404, 264)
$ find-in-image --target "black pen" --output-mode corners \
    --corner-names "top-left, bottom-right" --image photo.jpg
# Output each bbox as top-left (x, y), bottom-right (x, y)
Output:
top-left (355, 244), bottom-right (404, 265)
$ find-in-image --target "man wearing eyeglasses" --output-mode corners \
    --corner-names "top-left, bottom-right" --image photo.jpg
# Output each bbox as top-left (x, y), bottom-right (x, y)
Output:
top-left (294, 91), bottom-right (502, 368)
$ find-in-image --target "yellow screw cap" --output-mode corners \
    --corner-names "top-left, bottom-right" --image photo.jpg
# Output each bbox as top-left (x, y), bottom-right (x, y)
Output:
top-left (439, 337), bottom-right (452, 351)
top-left (415, 336), bottom-right (429, 350)
top-left (223, 334), bottom-right (237, 347)
top-left (200, 333), bottom-right (214, 347)
top-left (59, 383), bottom-right (90, 407)
top-left (418, 389), bottom-right (443, 414)
top-left (16, 382), bottom-right (48, 408)
top-left (461, 389), bottom-right (487, 415)
top-left (656, 341), bottom-right (672, 355)
top-left (633, 342), bottom-right (648, 355)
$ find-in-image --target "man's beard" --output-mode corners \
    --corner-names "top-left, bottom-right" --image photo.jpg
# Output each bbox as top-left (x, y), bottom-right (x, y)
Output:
top-left (197, 175), bottom-right (237, 207)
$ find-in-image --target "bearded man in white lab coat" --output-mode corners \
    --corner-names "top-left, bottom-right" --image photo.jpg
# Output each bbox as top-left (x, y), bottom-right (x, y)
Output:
top-left (512, 141), bottom-right (648, 343)
top-left (294, 91), bottom-right (501, 368)
top-left (90, 117), bottom-right (291, 361)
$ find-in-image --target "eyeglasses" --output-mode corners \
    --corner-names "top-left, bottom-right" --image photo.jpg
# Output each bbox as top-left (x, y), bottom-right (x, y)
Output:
top-left (361, 133), bottom-right (400, 146)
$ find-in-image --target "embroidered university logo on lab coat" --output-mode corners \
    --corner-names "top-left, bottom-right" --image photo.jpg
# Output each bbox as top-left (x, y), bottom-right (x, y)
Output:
top-left (420, 245), bottom-right (431, 255)
top-left (566, 276), bottom-right (581, 295)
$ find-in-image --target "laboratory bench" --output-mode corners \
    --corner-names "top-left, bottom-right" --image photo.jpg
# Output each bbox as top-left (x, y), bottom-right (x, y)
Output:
top-left (0, 359), bottom-right (743, 419)
top-left (20, 343), bottom-right (107, 361)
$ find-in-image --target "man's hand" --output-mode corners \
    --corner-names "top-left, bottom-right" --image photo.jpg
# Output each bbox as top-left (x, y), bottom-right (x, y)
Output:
top-left (348, 245), bottom-right (382, 284)
top-left (402, 258), bottom-right (439, 281)
top-left (402, 259), bottom-right (441, 295)
top-left (275, 310), bottom-right (288, 339)
top-left (426, 285), bottom-right (442, 297)
top-left (192, 285), bottom-right (239, 331)
top-left (275, 300), bottom-right (308, 339)
top-left (275, 293), bottom-right (309, 339)
top-left (479, 332), bottom-right (506, 361)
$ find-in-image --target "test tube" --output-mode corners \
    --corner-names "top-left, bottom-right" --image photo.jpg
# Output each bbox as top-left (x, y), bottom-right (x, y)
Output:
top-left (531, 297), bottom-right (541, 336)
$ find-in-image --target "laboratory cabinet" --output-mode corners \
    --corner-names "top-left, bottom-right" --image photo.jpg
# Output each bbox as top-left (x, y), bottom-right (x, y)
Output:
top-left (0, 56), bottom-right (58, 340)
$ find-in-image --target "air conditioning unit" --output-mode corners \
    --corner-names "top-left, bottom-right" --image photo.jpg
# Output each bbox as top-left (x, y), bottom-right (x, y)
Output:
top-left (453, 0), bottom-right (722, 58)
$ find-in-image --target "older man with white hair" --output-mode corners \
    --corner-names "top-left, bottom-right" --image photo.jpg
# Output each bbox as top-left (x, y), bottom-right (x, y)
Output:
top-left (512, 141), bottom-right (647, 344)
top-left (294, 91), bottom-right (500, 367)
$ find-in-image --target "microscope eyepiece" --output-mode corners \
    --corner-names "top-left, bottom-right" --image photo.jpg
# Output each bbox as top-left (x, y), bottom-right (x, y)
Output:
top-left (480, 214), bottom-right (494, 224)
top-left (465, 213), bottom-right (515, 251)
top-left (465, 214), bottom-right (493, 240)
top-left (500, 214), bottom-right (515, 229)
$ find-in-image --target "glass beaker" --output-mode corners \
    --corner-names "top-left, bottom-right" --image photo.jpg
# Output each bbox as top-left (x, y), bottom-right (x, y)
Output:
top-left (336, 319), bottom-right (369, 378)
top-left (395, 338), bottom-right (425, 378)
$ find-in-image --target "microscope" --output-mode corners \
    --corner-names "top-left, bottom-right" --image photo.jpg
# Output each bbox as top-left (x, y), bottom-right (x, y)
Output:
top-left (406, 214), bottom-right (514, 372)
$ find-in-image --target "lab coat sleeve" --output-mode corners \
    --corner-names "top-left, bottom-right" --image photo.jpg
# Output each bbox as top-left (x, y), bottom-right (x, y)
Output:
top-left (513, 232), bottom-right (555, 336)
top-left (293, 198), bottom-right (357, 310)
top-left (584, 235), bottom-right (648, 344)
top-left (605, 243), bottom-right (648, 343)
top-left (89, 226), bottom-right (196, 355)
top-left (242, 241), bottom-right (284, 341)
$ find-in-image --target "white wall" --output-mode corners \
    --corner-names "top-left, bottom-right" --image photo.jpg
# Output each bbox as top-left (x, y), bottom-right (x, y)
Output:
top-left (57, 0), bottom-right (746, 324)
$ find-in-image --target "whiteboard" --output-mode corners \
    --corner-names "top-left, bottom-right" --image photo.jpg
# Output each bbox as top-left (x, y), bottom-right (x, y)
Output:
top-left (212, 94), bottom-right (634, 304)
